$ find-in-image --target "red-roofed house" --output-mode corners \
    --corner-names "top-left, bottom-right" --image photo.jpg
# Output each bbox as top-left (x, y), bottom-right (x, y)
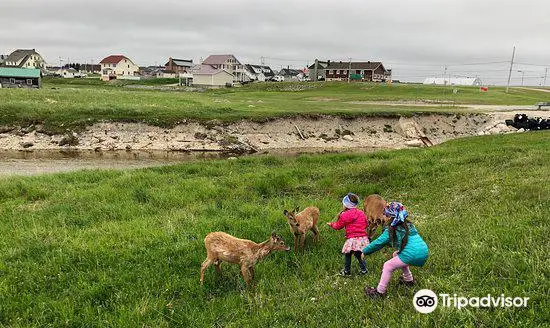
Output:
top-left (201, 54), bottom-right (244, 82)
top-left (99, 55), bottom-right (139, 81)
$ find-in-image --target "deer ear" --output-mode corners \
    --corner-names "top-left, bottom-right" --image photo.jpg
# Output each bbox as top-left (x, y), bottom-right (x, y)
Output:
top-left (271, 231), bottom-right (277, 238)
top-left (283, 209), bottom-right (288, 215)
top-left (294, 206), bottom-right (299, 212)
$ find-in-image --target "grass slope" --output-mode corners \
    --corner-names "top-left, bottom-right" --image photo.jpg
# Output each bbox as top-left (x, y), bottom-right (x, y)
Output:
top-left (0, 132), bottom-right (548, 327)
top-left (1, 80), bottom-right (548, 133)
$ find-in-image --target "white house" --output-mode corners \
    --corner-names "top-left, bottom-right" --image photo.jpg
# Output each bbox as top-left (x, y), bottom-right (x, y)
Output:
top-left (423, 77), bottom-right (482, 86)
top-left (201, 54), bottom-right (245, 82)
top-left (189, 65), bottom-right (234, 87)
top-left (99, 55), bottom-right (139, 81)
top-left (1, 49), bottom-right (45, 70)
top-left (56, 68), bottom-right (85, 78)
top-left (244, 64), bottom-right (275, 82)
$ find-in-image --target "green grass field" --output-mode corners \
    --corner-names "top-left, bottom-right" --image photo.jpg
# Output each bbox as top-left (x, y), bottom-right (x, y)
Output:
top-left (0, 132), bottom-right (548, 327)
top-left (1, 79), bottom-right (548, 133)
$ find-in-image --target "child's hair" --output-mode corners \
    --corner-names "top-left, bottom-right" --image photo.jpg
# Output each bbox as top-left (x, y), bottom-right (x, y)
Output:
top-left (389, 219), bottom-right (410, 252)
top-left (348, 193), bottom-right (359, 204)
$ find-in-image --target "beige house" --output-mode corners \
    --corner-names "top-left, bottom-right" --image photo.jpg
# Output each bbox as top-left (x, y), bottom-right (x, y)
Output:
top-left (201, 54), bottom-right (244, 82)
top-left (1, 49), bottom-right (45, 69)
top-left (99, 55), bottom-right (139, 81)
top-left (189, 65), bottom-right (234, 87)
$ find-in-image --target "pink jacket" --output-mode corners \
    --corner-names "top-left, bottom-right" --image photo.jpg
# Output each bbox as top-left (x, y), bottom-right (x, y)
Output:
top-left (329, 208), bottom-right (368, 239)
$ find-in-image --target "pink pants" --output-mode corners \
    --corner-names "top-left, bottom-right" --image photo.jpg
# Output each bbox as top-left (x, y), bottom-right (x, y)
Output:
top-left (376, 252), bottom-right (414, 294)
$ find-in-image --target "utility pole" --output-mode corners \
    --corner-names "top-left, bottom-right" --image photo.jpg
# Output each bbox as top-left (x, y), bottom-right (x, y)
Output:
top-left (348, 57), bottom-right (352, 83)
top-left (506, 46), bottom-right (515, 93)
top-left (544, 68), bottom-right (548, 86)
top-left (517, 70), bottom-right (524, 86)
top-left (260, 56), bottom-right (265, 65)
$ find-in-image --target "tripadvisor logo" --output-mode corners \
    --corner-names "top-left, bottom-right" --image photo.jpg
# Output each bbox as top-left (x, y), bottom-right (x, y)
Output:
top-left (413, 289), bottom-right (438, 314)
top-left (413, 289), bottom-right (529, 314)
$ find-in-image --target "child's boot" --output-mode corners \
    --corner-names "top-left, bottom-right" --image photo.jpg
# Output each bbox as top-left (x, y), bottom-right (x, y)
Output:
top-left (364, 286), bottom-right (385, 298)
top-left (398, 276), bottom-right (415, 287)
top-left (358, 260), bottom-right (367, 275)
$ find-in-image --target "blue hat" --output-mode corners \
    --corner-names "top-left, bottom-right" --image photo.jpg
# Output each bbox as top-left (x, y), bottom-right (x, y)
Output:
top-left (385, 201), bottom-right (408, 226)
top-left (342, 193), bottom-right (359, 209)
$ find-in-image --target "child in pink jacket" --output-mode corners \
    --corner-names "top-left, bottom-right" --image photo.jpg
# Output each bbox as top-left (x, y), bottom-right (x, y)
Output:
top-left (327, 193), bottom-right (369, 276)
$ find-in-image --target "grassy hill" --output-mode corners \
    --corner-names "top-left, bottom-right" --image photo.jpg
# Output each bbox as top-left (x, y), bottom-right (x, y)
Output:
top-left (1, 80), bottom-right (548, 133)
top-left (0, 131), bottom-right (548, 327)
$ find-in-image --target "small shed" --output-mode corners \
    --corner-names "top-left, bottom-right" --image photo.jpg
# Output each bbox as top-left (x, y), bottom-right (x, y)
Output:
top-left (0, 67), bottom-right (41, 88)
top-left (423, 77), bottom-right (482, 86)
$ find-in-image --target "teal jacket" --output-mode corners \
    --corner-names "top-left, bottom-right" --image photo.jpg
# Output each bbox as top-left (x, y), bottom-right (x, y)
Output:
top-left (362, 223), bottom-right (428, 267)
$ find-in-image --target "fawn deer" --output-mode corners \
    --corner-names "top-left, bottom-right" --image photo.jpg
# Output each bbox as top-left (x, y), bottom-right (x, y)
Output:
top-left (200, 231), bottom-right (290, 286)
top-left (364, 194), bottom-right (389, 238)
top-left (283, 206), bottom-right (320, 253)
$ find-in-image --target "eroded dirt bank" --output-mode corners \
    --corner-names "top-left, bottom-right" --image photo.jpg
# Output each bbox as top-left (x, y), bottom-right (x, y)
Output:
top-left (0, 112), bottom-right (533, 155)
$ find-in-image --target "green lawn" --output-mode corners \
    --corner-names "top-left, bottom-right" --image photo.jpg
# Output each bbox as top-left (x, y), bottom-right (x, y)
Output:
top-left (1, 79), bottom-right (548, 133)
top-left (0, 132), bottom-right (548, 327)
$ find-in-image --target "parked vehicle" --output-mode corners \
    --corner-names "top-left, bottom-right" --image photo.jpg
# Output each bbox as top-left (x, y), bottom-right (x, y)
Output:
top-left (273, 75), bottom-right (284, 82)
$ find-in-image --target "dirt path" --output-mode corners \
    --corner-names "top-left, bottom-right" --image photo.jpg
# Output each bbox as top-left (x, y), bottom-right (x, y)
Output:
top-left (514, 87), bottom-right (550, 93)
top-left (345, 100), bottom-right (535, 111)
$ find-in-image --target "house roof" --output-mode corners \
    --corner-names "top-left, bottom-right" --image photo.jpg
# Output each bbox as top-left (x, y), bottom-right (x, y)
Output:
top-left (100, 55), bottom-right (128, 64)
top-left (307, 61), bottom-right (329, 69)
top-left (2, 49), bottom-right (41, 67)
top-left (189, 64), bottom-right (231, 75)
top-left (202, 55), bottom-right (240, 65)
top-left (0, 67), bottom-right (41, 78)
top-left (167, 58), bottom-right (193, 67)
top-left (325, 61), bottom-right (383, 70)
top-left (279, 68), bottom-right (303, 76)
top-left (245, 64), bottom-right (275, 76)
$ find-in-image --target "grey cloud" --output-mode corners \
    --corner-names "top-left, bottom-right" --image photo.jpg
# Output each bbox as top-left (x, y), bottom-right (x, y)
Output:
top-left (1, 0), bottom-right (549, 84)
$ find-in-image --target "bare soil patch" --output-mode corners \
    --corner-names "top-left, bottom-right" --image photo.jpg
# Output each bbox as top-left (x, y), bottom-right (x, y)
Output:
top-left (0, 112), bottom-right (530, 155)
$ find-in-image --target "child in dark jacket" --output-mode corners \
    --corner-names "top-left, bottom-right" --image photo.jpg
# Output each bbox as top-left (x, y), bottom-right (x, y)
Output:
top-left (327, 193), bottom-right (369, 276)
top-left (362, 202), bottom-right (429, 297)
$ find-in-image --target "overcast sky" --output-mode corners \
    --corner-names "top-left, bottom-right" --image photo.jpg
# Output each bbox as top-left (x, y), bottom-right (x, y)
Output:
top-left (2, 0), bottom-right (549, 85)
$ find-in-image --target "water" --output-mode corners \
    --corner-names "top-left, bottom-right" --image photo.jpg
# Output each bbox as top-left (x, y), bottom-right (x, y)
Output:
top-left (0, 147), bottom-right (380, 176)
top-left (0, 149), bottom-right (228, 176)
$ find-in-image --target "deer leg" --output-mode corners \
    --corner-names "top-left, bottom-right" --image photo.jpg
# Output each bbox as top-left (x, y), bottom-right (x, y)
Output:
top-left (200, 258), bottom-right (213, 285)
top-left (214, 260), bottom-right (222, 276)
top-left (294, 234), bottom-right (298, 253)
top-left (368, 222), bottom-right (378, 239)
top-left (249, 266), bottom-right (255, 280)
top-left (300, 234), bottom-right (306, 253)
top-left (311, 225), bottom-right (320, 242)
top-left (240, 264), bottom-right (253, 286)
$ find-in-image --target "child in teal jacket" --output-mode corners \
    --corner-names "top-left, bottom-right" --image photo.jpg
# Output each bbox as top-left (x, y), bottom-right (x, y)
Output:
top-left (362, 202), bottom-right (428, 297)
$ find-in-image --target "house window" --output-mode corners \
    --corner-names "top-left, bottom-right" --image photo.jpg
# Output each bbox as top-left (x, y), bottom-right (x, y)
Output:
top-left (9, 78), bottom-right (15, 84)
top-left (356, 70), bottom-right (361, 74)
top-left (128, 65), bottom-right (130, 68)
top-left (26, 79), bottom-right (32, 85)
